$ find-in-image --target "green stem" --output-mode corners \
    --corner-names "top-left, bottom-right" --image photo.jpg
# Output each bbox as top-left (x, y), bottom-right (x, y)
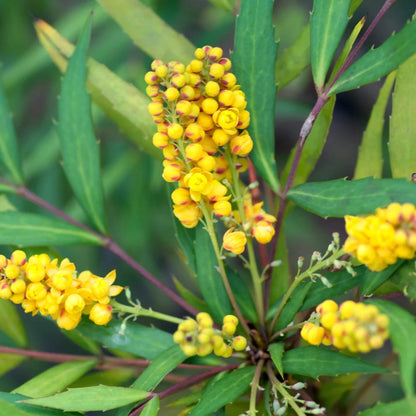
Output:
top-left (111, 300), bottom-right (183, 325)
top-left (248, 359), bottom-right (265, 416)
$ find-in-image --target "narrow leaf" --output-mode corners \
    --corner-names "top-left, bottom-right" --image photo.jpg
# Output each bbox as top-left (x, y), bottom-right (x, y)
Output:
top-left (329, 18), bottom-right (416, 95)
top-left (97, 0), bottom-right (194, 63)
top-left (360, 261), bottom-right (403, 296)
top-left (58, 16), bottom-right (107, 234)
top-left (368, 299), bottom-right (416, 397)
top-left (60, 327), bottom-right (102, 355)
top-left (13, 360), bottom-right (97, 399)
top-left (389, 261), bottom-right (416, 299)
top-left (0, 77), bottom-right (24, 184)
top-left (229, 270), bottom-right (257, 323)
top-left (173, 278), bottom-right (208, 313)
top-left (287, 177), bottom-right (416, 218)
top-left (22, 386), bottom-right (150, 412)
top-left (0, 399), bottom-right (29, 416)
top-left (269, 342), bottom-right (284, 377)
top-left (282, 346), bottom-right (389, 379)
top-left (311, 0), bottom-right (351, 88)
top-left (232, 0), bottom-right (279, 191)
top-left (389, 52), bottom-right (416, 179)
top-left (70, 369), bottom-right (135, 388)
top-left (358, 397), bottom-right (416, 416)
top-left (0, 354), bottom-right (26, 378)
top-left (0, 212), bottom-right (103, 246)
top-left (188, 366), bottom-right (255, 416)
top-left (76, 319), bottom-right (174, 360)
top-left (354, 71), bottom-right (396, 179)
top-left (0, 299), bottom-right (27, 347)
top-left (141, 396), bottom-right (159, 416)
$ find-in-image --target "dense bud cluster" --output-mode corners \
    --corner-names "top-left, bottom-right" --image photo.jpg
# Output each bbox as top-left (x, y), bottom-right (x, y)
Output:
top-left (145, 46), bottom-right (276, 254)
top-left (344, 202), bottom-right (416, 271)
top-left (301, 299), bottom-right (389, 353)
top-left (0, 250), bottom-right (123, 330)
top-left (173, 312), bottom-right (248, 357)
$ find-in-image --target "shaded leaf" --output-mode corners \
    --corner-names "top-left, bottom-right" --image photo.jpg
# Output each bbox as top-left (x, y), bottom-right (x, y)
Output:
top-left (232, 0), bottom-right (279, 191)
top-left (0, 212), bottom-right (103, 246)
top-left (357, 397), bottom-right (416, 416)
top-left (389, 261), bottom-right (416, 299)
top-left (282, 346), bottom-right (389, 379)
top-left (354, 71), bottom-right (396, 179)
top-left (173, 278), bottom-right (208, 312)
top-left (229, 270), bottom-right (257, 323)
top-left (60, 327), bottom-right (101, 355)
top-left (173, 217), bottom-right (197, 274)
top-left (0, 299), bottom-right (27, 347)
top-left (13, 360), bottom-right (97, 399)
top-left (269, 342), bottom-right (284, 377)
top-left (0, 354), bottom-right (26, 378)
top-left (58, 16), bottom-right (107, 234)
top-left (22, 386), bottom-right (149, 412)
top-left (141, 396), bottom-right (159, 416)
top-left (69, 369), bottom-right (135, 388)
top-left (287, 177), bottom-right (416, 218)
top-left (360, 261), bottom-right (403, 296)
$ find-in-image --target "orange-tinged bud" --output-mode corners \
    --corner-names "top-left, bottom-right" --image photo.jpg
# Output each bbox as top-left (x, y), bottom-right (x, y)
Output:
top-left (167, 123), bottom-right (184, 139)
top-left (190, 59), bottom-right (204, 73)
top-left (185, 143), bottom-right (204, 161)
top-left (218, 90), bottom-right (234, 107)
top-left (209, 63), bottom-right (224, 79)
top-left (251, 220), bottom-right (275, 244)
top-left (185, 123), bottom-right (205, 142)
top-left (10, 279), bottom-right (26, 294)
top-left (176, 100), bottom-right (192, 116)
top-left (223, 228), bottom-right (247, 255)
top-left (89, 303), bottom-right (113, 326)
top-left (230, 132), bottom-right (253, 156)
top-left (152, 131), bottom-right (169, 149)
top-left (148, 101), bottom-right (164, 116)
top-left (221, 72), bottom-right (237, 88)
top-left (171, 188), bottom-right (192, 206)
top-left (214, 200), bottom-right (232, 217)
top-left (11, 250), bottom-right (26, 266)
top-left (316, 299), bottom-right (338, 315)
top-left (164, 87), bottom-right (180, 101)
top-left (232, 336), bottom-right (247, 351)
top-left (197, 154), bottom-right (216, 171)
top-left (173, 204), bottom-right (201, 228)
top-left (306, 325), bottom-right (325, 345)
top-left (162, 162), bottom-right (182, 182)
top-left (57, 310), bottom-right (81, 330)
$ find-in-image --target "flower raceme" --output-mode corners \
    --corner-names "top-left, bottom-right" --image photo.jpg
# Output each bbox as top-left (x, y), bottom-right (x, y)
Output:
top-left (301, 300), bottom-right (389, 353)
top-left (145, 45), bottom-right (276, 255)
top-left (343, 202), bottom-right (416, 271)
top-left (0, 250), bottom-right (123, 330)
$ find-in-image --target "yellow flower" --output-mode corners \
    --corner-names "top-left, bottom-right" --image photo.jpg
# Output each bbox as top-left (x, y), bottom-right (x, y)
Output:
top-left (223, 228), bottom-right (247, 255)
top-left (183, 168), bottom-right (213, 201)
top-left (89, 303), bottom-right (113, 326)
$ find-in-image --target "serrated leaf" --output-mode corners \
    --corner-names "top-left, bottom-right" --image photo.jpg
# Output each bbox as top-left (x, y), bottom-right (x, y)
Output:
top-left (0, 299), bottom-right (27, 347)
top-left (360, 261), bottom-right (403, 296)
top-left (310, 0), bottom-right (350, 88)
top-left (188, 366), bottom-right (255, 416)
top-left (232, 0), bottom-right (279, 191)
top-left (287, 177), bottom-right (416, 218)
top-left (0, 354), bottom-right (26, 378)
top-left (0, 212), bottom-right (103, 246)
top-left (389, 52), bottom-right (416, 179)
top-left (367, 299), bottom-right (416, 397)
top-left (13, 360), bottom-right (97, 399)
top-left (97, 0), bottom-right (194, 63)
top-left (76, 319), bottom-right (174, 360)
top-left (58, 16), bottom-right (107, 234)
top-left (357, 397), bottom-right (416, 416)
top-left (22, 385), bottom-right (150, 412)
top-left (329, 18), bottom-right (416, 95)
top-left (0, 76), bottom-right (24, 184)
top-left (269, 342), bottom-right (284, 377)
top-left (282, 346), bottom-right (389, 378)
top-left (195, 226), bottom-right (231, 322)
top-left (354, 71), bottom-right (396, 179)
top-left (35, 19), bottom-right (159, 160)
top-left (141, 396), bottom-right (159, 416)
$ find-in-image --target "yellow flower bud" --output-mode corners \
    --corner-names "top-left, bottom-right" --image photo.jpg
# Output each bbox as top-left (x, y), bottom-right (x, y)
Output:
top-left (316, 300), bottom-right (339, 315)
top-left (11, 250), bottom-right (26, 266)
top-left (306, 325), bottom-right (325, 345)
top-left (26, 282), bottom-right (47, 301)
top-left (222, 322), bottom-right (236, 336)
top-left (221, 72), bottom-right (237, 88)
top-left (218, 90), bottom-right (234, 107)
top-left (223, 228), bottom-right (247, 255)
top-left (201, 98), bottom-right (219, 115)
top-left (232, 336), bottom-right (247, 351)
top-left (320, 312), bottom-right (338, 330)
top-left (89, 303), bottom-right (113, 326)
top-left (0, 255), bottom-right (7, 268)
top-left (196, 312), bottom-right (213, 328)
top-left (181, 343), bottom-right (197, 357)
top-left (171, 188), bottom-right (192, 206)
top-left (144, 71), bottom-right (158, 85)
top-left (173, 330), bottom-right (185, 344)
top-left (152, 131), bottom-right (169, 149)
top-left (57, 310), bottom-right (82, 330)
top-left (190, 59), bottom-right (204, 73)
top-left (148, 101), bottom-right (164, 116)
top-left (209, 63), bottom-right (224, 79)
top-left (251, 220), bottom-right (275, 244)
top-left (196, 343), bottom-right (213, 357)
top-left (194, 48), bottom-right (205, 60)
top-left (167, 123), bottom-right (184, 140)
top-left (173, 204), bottom-right (201, 228)
top-left (10, 279), bottom-right (26, 294)
top-left (185, 123), bottom-right (205, 142)
top-left (5, 264), bottom-right (20, 279)
top-left (172, 73), bottom-right (186, 88)
top-left (197, 112), bottom-right (215, 131)
top-left (162, 162), bottom-right (182, 182)
top-left (0, 282), bottom-right (12, 299)
top-left (185, 143), bottom-right (204, 161)
top-left (178, 318), bottom-right (197, 332)
top-left (214, 200), bottom-right (232, 218)
top-left (212, 128), bottom-right (230, 146)
top-left (155, 64), bottom-right (168, 78)
top-left (205, 81), bottom-right (220, 97)
top-left (65, 294), bottom-right (86, 315)
top-left (176, 100), bottom-right (192, 116)
top-left (164, 87), bottom-right (180, 101)
top-left (197, 154), bottom-right (216, 171)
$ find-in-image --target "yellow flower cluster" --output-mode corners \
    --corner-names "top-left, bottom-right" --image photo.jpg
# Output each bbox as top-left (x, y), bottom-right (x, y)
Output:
top-left (344, 202), bottom-right (416, 271)
top-left (173, 312), bottom-right (247, 357)
top-left (145, 46), bottom-right (276, 254)
top-left (301, 300), bottom-right (389, 353)
top-left (0, 250), bottom-right (123, 330)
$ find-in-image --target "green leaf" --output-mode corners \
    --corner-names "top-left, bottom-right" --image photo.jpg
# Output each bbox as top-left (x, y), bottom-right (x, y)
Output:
top-left (132, 344), bottom-right (186, 391)
top-left (60, 327), bottom-right (102, 355)
top-left (97, 0), bottom-right (194, 63)
top-left (22, 386), bottom-right (150, 412)
top-left (58, 16), bottom-right (107, 234)
top-left (329, 18), bottom-right (416, 95)
top-left (232, 0), bottom-right (279, 191)
top-left (76, 318), bottom-right (174, 360)
top-left (310, 0), bottom-right (351, 88)
top-left (360, 261), bottom-right (403, 296)
top-left (141, 396), bottom-right (159, 416)
top-left (188, 366), bottom-right (255, 416)
top-left (173, 278), bottom-right (208, 313)
top-left (228, 270), bottom-right (257, 323)
top-left (0, 77), bottom-right (24, 184)
top-left (389, 53), bottom-right (416, 179)
top-left (282, 346), bottom-right (389, 379)
top-left (281, 96), bottom-right (335, 188)
top-left (354, 71), bottom-right (396, 179)
top-left (276, 24), bottom-right (310, 91)
top-left (13, 360), bottom-right (97, 398)
top-left (69, 369), bottom-right (135, 388)
top-left (368, 299), bottom-right (416, 397)
top-left (0, 300), bottom-right (27, 347)
top-left (269, 342), bottom-right (284, 377)
top-left (0, 212), bottom-right (103, 246)
top-left (195, 226), bottom-right (231, 322)
top-left (270, 226), bottom-right (290, 304)
top-left (389, 261), bottom-right (416, 299)
top-left (357, 397), bottom-right (416, 416)
top-left (173, 217), bottom-right (197, 274)
top-left (0, 354), bottom-right (26, 378)
top-left (287, 177), bottom-right (416, 218)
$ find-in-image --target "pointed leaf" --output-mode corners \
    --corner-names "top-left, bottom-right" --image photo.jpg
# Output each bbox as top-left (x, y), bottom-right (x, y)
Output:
top-left (329, 18), bottom-right (416, 95)
top-left (58, 16), bottom-right (107, 234)
top-left (232, 0), bottom-right (279, 191)
top-left (389, 53), bottom-right (416, 179)
top-left (97, 0), bottom-right (194, 63)
top-left (0, 299), bottom-right (27, 347)
top-left (389, 261), bottom-right (416, 299)
top-left (368, 299), bottom-right (416, 397)
top-left (70, 369), bottom-right (135, 388)
top-left (360, 261), bottom-right (403, 295)
top-left (22, 386), bottom-right (150, 412)
top-left (311, 0), bottom-right (351, 88)
top-left (13, 360), bottom-right (97, 398)
top-left (354, 71), bottom-right (396, 179)
top-left (188, 366), bottom-right (255, 416)
top-left (141, 396), bottom-right (159, 416)
top-left (0, 212), bottom-right (102, 246)
top-left (173, 278), bottom-right (208, 312)
top-left (287, 177), bottom-right (416, 218)
top-left (269, 342), bottom-right (284, 377)
top-left (358, 397), bottom-right (416, 416)
top-left (282, 346), bottom-right (389, 379)
top-left (0, 354), bottom-right (26, 378)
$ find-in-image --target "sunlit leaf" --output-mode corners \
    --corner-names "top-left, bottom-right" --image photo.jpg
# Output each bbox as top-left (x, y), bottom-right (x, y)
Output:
top-left (141, 396), bottom-right (159, 416)
top-left (358, 397), bottom-right (416, 416)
